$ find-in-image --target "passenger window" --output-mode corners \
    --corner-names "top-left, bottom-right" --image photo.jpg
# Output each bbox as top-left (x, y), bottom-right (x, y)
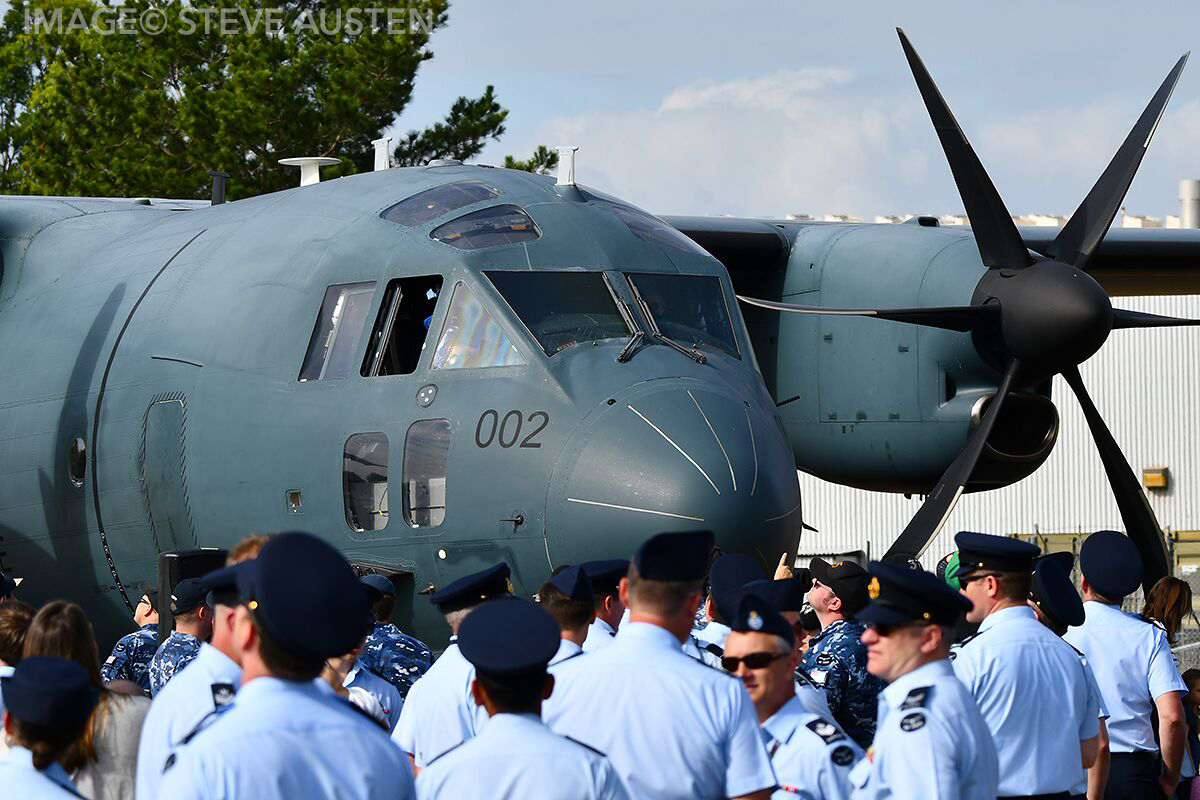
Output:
top-left (431, 282), bottom-right (526, 370)
top-left (299, 282), bottom-right (377, 381)
top-left (380, 181), bottom-right (500, 227)
top-left (344, 433), bottom-right (388, 532)
top-left (403, 419), bottom-right (450, 528)
top-left (361, 276), bottom-right (444, 376)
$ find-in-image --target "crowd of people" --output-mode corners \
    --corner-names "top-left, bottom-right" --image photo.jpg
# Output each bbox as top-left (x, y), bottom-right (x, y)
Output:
top-left (0, 525), bottom-right (1196, 799)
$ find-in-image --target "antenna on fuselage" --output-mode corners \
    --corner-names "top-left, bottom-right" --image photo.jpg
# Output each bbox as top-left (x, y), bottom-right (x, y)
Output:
top-left (208, 170), bottom-right (229, 205)
top-left (556, 146), bottom-right (578, 186)
top-left (278, 156), bottom-right (341, 187)
top-left (372, 137), bottom-right (393, 171)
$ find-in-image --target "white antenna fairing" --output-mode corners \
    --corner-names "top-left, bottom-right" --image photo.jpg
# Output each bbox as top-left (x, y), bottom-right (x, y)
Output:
top-left (556, 146), bottom-right (579, 186)
top-left (372, 137), bottom-right (393, 171)
top-left (279, 157), bottom-right (341, 187)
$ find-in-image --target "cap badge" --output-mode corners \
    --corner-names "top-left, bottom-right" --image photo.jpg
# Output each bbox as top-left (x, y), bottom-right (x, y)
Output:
top-left (868, 577), bottom-right (880, 600)
top-left (747, 610), bottom-right (764, 630)
top-left (831, 561), bottom-right (844, 568)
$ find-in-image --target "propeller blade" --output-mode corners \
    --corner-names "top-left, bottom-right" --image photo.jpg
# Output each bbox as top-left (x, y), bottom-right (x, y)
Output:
top-left (1046, 54), bottom-right (1189, 270)
top-left (736, 295), bottom-right (998, 333)
top-left (885, 359), bottom-right (1022, 560)
top-left (1112, 307), bottom-right (1200, 329)
top-left (1061, 365), bottom-right (1170, 592)
top-left (897, 29), bottom-right (1033, 272)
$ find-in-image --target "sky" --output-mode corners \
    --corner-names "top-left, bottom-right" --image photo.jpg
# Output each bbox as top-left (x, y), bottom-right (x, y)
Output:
top-left (391, 0), bottom-right (1200, 220)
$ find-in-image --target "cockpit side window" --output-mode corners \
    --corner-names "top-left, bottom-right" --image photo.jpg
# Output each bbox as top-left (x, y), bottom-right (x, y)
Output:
top-left (380, 180), bottom-right (500, 227)
top-left (344, 432), bottom-right (388, 532)
top-left (361, 276), bottom-right (444, 377)
top-left (299, 282), bottom-right (377, 381)
top-left (430, 205), bottom-right (541, 250)
top-left (431, 282), bottom-right (526, 370)
top-left (584, 189), bottom-right (711, 257)
top-left (485, 271), bottom-right (632, 356)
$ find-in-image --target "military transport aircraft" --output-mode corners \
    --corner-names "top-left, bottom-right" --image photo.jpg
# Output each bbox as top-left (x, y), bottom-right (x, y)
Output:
top-left (1, 29), bottom-right (1197, 645)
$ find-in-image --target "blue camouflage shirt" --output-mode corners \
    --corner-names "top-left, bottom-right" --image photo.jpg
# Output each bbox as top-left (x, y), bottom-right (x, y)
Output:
top-left (800, 618), bottom-right (885, 748)
top-left (100, 623), bottom-right (158, 694)
top-left (150, 631), bottom-right (202, 697)
top-left (357, 622), bottom-right (432, 699)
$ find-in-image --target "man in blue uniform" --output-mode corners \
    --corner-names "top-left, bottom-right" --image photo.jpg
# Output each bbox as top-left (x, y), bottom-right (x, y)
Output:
top-left (1065, 531), bottom-right (1187, 800)
top-left (158, 531), bottom-right (414, 799)
top-left (724, 591), bottom-right (861, 800)
top-left (581, 560), bottom-right (626, 653)
top-left (358, 574), bottom-right (432, 699)
top-left (539, 566), bottom-right (594, 667)
top-left (137, 564), bottom-right (247, 800)
top-left (545, 530), bottom-right (777, 800)
top-left (416, 596), bottom-right (629, 799)
top-left (688, 554), bottom-right (766, 665)
top-left (101, 588), bottom-right (159, 694)
top-left (802, 558), bottom-right (885, 747)
top-left (849, 561), bottom-right (998, 798)
top-left (149, 578), bottom-right (213, 696)
top-left (952, 531), bottom-right (1100, 798)
top-left (392, 562), bottom-right (512, 770)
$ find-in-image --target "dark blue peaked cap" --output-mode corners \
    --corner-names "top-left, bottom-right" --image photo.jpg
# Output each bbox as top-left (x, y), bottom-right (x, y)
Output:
top-left (236, 531), bottom-right (371, 660)
top-left (856, 561), bottom-right (972, 627)
top-left (954, 531), bottom-right (1039, 574)
top-left (634, 531), bottom-right (714, 581)
top-left (361, 574), bottom-right (397, 599)
top-left (729, 591), bottom-right (795, 646)
top-left (170, 578), bottom-right (209, 616)
top-left (709, 554), bottom-right (767, 602)
top-left (1031, 557), bottom-right (1085, 628)
top-left (1, 656), bottom-right (98, 729)
top-left (1079, 530), bottom-right (1143, 600)
top-left (458, 597), bottom-right (560, 677)
top-left (1040, 551), bottom-right (1075, 576)
top-left (581, 559), bottom-right (629, 594)
top-left (549, 565), bottom-right (594, 604)
top-left (429, 562), bottom-right (512, 614)
top-left (199, 561), bottom-right (252, 607)
top-left (735, 577), bottom-right (808, 614)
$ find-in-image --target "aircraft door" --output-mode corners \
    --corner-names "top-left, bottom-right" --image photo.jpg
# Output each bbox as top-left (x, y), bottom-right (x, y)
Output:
top-left (142, 394), bottom-right (195, 552)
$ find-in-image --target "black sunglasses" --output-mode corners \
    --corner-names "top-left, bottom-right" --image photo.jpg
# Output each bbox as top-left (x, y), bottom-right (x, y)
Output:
top-left (721, 651), bottom-right (788, 672)
top-left (957, 573), bottom-right (1000, 586)
top-left (865, 620), bottom-right (933, 637)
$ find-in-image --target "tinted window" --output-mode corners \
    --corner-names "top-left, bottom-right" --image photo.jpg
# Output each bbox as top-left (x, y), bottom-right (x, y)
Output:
top-left (344, 433), bottom-right (388, 532)
top-left (627, 273), bottom-right (740, 357)
top-left (381, 180), bottom-right (500, 227)
top-left (362, 276), bottom-right (443, 376)
top-left (431, 282), bottom-right (526, 369)
top-left (403, 419), bottom-right (450, 528)
top-left (486, 271), bottom-right (632, 356)
top-left (299, 282), bottom-right (377, 381)
top-left (586, 191), bottom-right (710, 257)
top-left (430, 205), bottom-right (541, 250)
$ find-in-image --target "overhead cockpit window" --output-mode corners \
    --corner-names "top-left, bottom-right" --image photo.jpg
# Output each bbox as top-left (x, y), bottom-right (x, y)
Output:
top-left (626, 273), bottom-right (740, 358)
top-left (430, 205), bottom-right (541, 250)
top-left (403, 419), bottom-right (450, 528)
top-left (380, 180), bottom-right (500, 227)
top-left (361, 276), bottom-right (444, 376)
top-left (299, 282), bottom-right (377, 381)
top-left (344, 432), bottom-right (388, 532)
top-left (486, 271), bottom-right (632, 356)
top-left (431, 282), bottom-right (526, 369)
top-left (587, 193), bottom-right (710, 257)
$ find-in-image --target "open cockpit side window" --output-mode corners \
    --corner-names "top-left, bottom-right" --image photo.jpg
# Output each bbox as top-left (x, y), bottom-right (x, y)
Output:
top-left (361, 276), bottom-right (444, 377)
top-left (299, 282), bottom-right (377, 381)
top-left (430, 282), bottom-right (526, 370)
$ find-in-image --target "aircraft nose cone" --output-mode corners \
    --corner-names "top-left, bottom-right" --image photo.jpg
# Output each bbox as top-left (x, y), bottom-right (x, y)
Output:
top-left (546, 381), bottom-right (802, 567)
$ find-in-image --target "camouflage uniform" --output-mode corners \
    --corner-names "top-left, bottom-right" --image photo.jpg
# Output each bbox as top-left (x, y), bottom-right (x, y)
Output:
top-left (358, 622), bottom-right (432, 699)
top-left (799, 618), bottom-right (885, 748)
top-left (100, 623), bottom-right (158, 694)
top-left (149, 631), bottom-right (201, 697)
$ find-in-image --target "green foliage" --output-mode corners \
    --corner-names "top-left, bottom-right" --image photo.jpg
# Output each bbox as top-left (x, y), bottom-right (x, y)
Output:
top-left (503, 144), bottom-right (558, 175)
top-left (0, 0), bottom-right (518, 198)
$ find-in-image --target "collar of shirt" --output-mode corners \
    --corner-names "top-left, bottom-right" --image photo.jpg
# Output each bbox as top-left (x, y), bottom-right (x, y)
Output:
top-left (696, 621), bottom-right (731, 647)
top-left (812, 617), bottom-right (853, 644)
top-left (616, 621), bottom-right (685, 650)
top-left (1081, 599), bottom-right (1125, 622)
top-left (553, 639), bottom-right (582, 662)
top-left (170, 630), bottom-right (200, 646)
top-left (194, 643), bottom-right (241, 681)
top-left (879, 658), bottom-right (953, 711)
top-left (139, 623), bottom-right (157, 633)
top-left (593, 617), bottom-right (615, 636)
top-left (475, 711), bottom-right (542, 739)
top-left (2, 745), bottom-right (78, 792)
top-left (762, 693), bottom-right (807, 747)
top-left (978, 603), bottom-right (1035, 634)
top-left (345, 662), bottom-right (363, 685)
top-left (240, 675), bottom-right (327, 705)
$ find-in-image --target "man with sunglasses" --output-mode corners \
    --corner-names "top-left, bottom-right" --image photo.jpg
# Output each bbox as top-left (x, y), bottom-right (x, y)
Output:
top-left (952, 531), bottom-right (1100, 799)
top-left (848, 561), bottom-right (998, 799)
top-left (101, 587), bottom-right (160, 695)
top-left (724, 591), bottom-right (861, 799)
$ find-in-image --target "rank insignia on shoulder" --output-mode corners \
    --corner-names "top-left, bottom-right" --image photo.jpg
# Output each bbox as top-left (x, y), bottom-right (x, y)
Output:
top-left (831, 745), bottom-right (856, 766)
top-left (211, 683), bottom-right (235, 708)
top-left (806, 718), bottom-right (846, 744)
top-left (115, 643), bottom-right (126, 651)
top-left (815, 652), bottom-right (835, 667)
top-left (899, 712), bottom-right (926, 732)
top-left (900, 686), bottom-right (930, 709)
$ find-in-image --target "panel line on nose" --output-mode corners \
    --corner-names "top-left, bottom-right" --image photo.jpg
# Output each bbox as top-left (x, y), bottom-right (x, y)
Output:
top-left (687, 389), bottom-right (736, 493)
top-left (627, 404), bottom-right (721, 495)
top-left (765, 500), bottom-right (801, 523)
top-left (566, 498), bottom-right (705, 522)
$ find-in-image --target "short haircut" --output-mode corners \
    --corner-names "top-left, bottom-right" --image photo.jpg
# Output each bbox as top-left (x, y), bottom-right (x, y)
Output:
top-left (538, 581), bottom-right (592, 632)
top-left (995, 571), bottom-right (1033, 604)
top-left (370, 593), bottom-right (395, 624)
top-left (175, 608), bottom-right (202, 625)
top-left (444, 606), bottom-right (476, 634)
top-left (0, 601), bottom-right (34, 665)
top-left (626, 562), bottom-right (703, 618)
top-left (1183, 668), bottom-right (1200, 692)
top-left (227, 534), bottom-right (273, 565)
top-left (251, 612), bottom-right (324, 681)
top-left (476, 670), bottom-right (548, 714)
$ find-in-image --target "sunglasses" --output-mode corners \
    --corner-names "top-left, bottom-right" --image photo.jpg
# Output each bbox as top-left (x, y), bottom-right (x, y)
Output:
top-left (865, 621), bottom-right (932, 637)
top-left (957, 573), bottom-right (1000, 586)
top-left (721, 651), bottom-right (788, 672)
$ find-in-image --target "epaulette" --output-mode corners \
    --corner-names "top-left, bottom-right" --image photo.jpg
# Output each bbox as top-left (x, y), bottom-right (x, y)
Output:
top-left (702, 642), bottom-right (724, 658)
top-left (900, 686), bottom-right (931, 710)
top-left (795, 668), bottom-right (820, 690)
top-left (162, 704), bottom-right (233, 773)
top-left (805, 718), bottom-right (846, 745)
top-left (425, 740), bottom-right (463, 767)
top-left (565, 736), bottom-right (607, 757)
top-left (1065, 641), bottom-right (1085, 659)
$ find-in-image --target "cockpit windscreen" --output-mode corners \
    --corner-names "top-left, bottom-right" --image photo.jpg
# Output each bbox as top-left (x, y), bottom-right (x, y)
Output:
top-left (485, 271), bottom-right (632, 356)
top-left (626, 273), bottom-right (740, 358)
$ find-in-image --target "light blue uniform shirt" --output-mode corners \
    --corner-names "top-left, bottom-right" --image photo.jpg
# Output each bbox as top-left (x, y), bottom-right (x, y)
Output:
top-left (583, 618), bottom-right (617, 652)
top-left (0, 746), bottom-right (83, 798)
top-left (416, 712), bottom-right (631, 799)
top-left (953, 605), bottom-right (1099, 795)
top-left (1070, 650), bottom-right (1110, 797)
top-left (391, 639), bottom-right (489, 766)
top-left (345, 662), bottom-right (402, 732)
top-left (136, 643), bottom-right (241, 800)
top-left (849, 659), bottom-right (998, 800)
top-left (0, 664), bottom-right (12, 715)
top-left (763, 695), bottom-right (862, 800)
top-left (158, 676), bottom-right (413, 799)
top-left (544, 622), bottom-right (777, 799)
top-left (549, 638), bottom-right (583, 667)
top-left (695, 620), bottom-right (731, 650)
top-left (1064, 600), bottom-right (1187, 752)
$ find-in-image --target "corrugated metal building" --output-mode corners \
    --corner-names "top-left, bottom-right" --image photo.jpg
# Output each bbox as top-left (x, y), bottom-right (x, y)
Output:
top-left (797, 294), bottom-right (1200, 572)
